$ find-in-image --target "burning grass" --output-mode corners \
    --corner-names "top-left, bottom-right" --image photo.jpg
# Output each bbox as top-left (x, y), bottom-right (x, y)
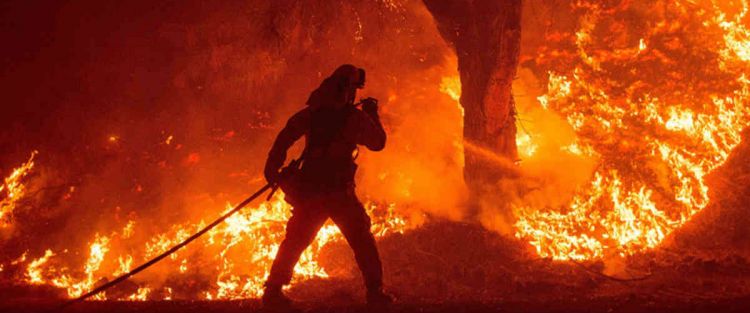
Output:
top-left (1, 167), bottom-right (413, 300)
top-left (512, 0), bottom-right (750, 261)
top-left (0, 151), bottom-right (37, 229)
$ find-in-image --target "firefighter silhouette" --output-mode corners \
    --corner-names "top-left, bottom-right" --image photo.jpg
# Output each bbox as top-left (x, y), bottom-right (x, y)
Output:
top-left (262, 64), bottom-right (392, 308)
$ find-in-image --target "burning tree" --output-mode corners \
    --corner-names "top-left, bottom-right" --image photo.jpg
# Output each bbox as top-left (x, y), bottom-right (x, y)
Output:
top-left (424, 0), bottom-right (523, 209)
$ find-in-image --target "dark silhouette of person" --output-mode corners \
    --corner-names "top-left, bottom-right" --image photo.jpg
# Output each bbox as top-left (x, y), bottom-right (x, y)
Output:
top-left (262, 64), bottom-right (392, 308)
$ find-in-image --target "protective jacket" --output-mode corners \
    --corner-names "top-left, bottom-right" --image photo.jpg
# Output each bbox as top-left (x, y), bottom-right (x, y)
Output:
top-left (263, 64), bottom-right (387, 293)
top-left (264, 105), bottom-right (385, 192)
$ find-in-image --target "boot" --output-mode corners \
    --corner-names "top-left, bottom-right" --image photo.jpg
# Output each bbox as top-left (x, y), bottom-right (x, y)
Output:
top-left (262, 285), bottom-right (293, 310)
top-left (366, 288), bottom-right (394, 307)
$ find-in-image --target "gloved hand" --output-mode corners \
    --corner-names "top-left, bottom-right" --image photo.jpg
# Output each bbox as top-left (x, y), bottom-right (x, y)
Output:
top-left (361, 97), bottom-right (379, 116)
top-left (264, 167), bottom-right (281, 184)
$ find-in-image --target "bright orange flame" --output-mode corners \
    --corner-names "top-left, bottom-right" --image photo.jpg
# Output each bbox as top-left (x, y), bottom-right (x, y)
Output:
top-left (19, 184), bottom-right (410, 300)
top-left (1, 151), bottom-right (37, 228)
top-left (26, 249), bottom-right (55, 285)
top-left (513, 0), bottom-right (750, 260)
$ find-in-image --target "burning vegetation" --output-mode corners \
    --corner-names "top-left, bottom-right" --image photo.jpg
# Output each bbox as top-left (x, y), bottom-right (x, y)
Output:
top-left (1, 0), bottom-right (750, 310)
top-left (513, 0), bottom-right (750, 261)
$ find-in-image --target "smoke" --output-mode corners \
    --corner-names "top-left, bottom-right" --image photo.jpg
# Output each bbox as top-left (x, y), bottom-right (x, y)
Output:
top-left (474, 2), bottom-right (600, 236)
top-left (0, 0), bottom-right (471, 287)
top-left (357, 55), bottom-right (468, 222)
top-left (512, 67), bottom-right (599, 205)
top-left (475, 67), bottom-right (599, 236)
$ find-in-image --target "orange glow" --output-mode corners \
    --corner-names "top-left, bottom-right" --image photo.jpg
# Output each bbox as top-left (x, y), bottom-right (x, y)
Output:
top-left (513, 0), bottom-right (750, 260)
top-left (17, 186), bottom-right (410, 300)
top-left (4, 0), bottom-right (750, 301)
top-left (1, 151), bottom-right (37, 229)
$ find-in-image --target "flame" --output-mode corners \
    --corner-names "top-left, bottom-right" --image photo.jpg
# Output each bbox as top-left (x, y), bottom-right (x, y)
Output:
top-left (439, 76), bottom-right (461, 102)
top-left (7, 0), bottom-right (749, 300)
top-left (15, 177), bottom-right (410, 300)
top-left (26, 250), bottom-right (55, 285)
top-left (440, 75), bottom-right (465, 119)
top-left (70, 234), bottom-right (111, 299)
top-left (127, 287), bottom-right (150, 301)
top-left (716, 0), bottom-right (750, 62)
top-left (1, 151), bottom-right (37, 228)
top-left (513, 0), bottom-right (750, 260)
top-left (516, 132), bottom-right (538, 159)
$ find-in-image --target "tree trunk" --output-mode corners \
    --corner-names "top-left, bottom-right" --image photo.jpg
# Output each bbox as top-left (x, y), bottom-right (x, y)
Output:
top-left (424, 0), bottom-right (522, 209)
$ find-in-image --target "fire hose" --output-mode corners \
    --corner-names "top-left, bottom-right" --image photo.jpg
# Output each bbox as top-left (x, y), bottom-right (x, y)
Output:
top-left (61, 179), bottom-right (281, 309)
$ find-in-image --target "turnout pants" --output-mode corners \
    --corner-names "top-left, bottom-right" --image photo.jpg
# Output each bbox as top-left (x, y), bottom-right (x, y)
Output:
top-left (265, 188), bottom-right (383, 291)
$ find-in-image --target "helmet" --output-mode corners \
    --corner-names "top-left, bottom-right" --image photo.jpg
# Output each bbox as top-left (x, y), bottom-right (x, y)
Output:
top-left (306, 64), bottom-right (366, 108)
top-left (331, 64), bottom-right (366, 90)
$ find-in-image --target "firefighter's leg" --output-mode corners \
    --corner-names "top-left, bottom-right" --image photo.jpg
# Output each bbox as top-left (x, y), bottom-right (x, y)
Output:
top-left (329, 192), bottom-right (383, 291)
top-left (266, 206), bottom-right (327, 288)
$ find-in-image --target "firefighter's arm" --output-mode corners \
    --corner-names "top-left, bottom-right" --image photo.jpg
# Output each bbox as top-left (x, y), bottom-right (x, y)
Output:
top-left (357, 98), bottom-right (386, 151)
top-left (264, 110), bottom-right (308, 183)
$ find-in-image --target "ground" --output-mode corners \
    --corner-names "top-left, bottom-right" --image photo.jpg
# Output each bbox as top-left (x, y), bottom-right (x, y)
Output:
top-left (2, 222), bottom-right (750, 313)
